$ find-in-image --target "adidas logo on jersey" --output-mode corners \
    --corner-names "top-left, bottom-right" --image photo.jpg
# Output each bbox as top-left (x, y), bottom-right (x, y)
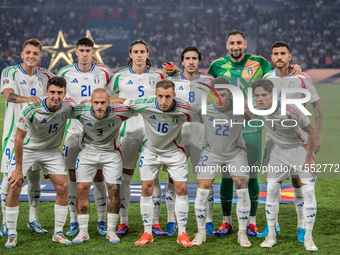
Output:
top-left (71, 78), bottom-right (78, 83)
top-left (40, 119), bottom-right (47, 124)
top-left (149, 115), bottom-right (156, 120)
top-left (85, 122), bottom-right (92, 127)
top-left (126, 80), bottom-right (133, 85)
top-left (177, 86), bottom-right (184, 90)
top-left (20, 80), bottom-right (27, 85)
top-left (208, 117), bottom-right (214, 121)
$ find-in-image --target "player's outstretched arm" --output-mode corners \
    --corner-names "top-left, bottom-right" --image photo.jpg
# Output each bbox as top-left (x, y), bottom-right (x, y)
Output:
top-left (110, 98), bottom-right (126, 104)
top-left (8, 128), bottom-right (27, 188)
top-left (289, 64), bottom-right (302, 76)
top-left (2, 88), bottom-right (41, 105)
top-left (302, 123), bottom-right (316, 177)
top-left (311, 99), bottom-right (323, 154)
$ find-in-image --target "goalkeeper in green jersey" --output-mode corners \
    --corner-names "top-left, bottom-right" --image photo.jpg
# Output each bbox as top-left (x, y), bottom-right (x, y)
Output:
top-left (208, 30), bottom-right (301, 237)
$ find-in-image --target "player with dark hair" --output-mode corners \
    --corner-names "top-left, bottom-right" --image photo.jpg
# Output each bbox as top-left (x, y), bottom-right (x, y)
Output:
top-left (58, 37), bottom-right (113, 237)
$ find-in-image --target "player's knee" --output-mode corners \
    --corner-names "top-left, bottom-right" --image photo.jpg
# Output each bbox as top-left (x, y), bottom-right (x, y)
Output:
top-left (94, 170), bottom-right (105, 182)
top-left (55, 181), bottom-right (69, 196)
top-left (175, 183), bottom-right (187, 196)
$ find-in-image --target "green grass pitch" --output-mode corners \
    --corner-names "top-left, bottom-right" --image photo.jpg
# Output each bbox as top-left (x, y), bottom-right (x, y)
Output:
top-left (0, 83), bottom-right (339, 254)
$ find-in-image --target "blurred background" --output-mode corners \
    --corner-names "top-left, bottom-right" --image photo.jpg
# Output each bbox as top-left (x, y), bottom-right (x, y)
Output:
top-left (0, 0), bottom-right (339, 75)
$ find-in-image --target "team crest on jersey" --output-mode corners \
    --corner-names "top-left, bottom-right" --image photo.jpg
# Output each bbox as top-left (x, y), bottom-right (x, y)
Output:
top-left (247, 67), bottom-right (253, 76)
top-left (289, 81), bottom-right (295, 88)
top-left (3, 79), bottom-right (9, 85)
top-left (108, 120), bottom-right (115, 128)
top-left (149, 77), bottom-right (155, 86)
top-left (38, 78), bottom-right (43, 88)
top-left (172, 116), bottom-right (179, 123)
top-left (61, 111), bottom-right (68, 121)
top-left (19, 117), bottom-right (26, 124)
top-left (127, 100), bottom-right (134, 106)
top-left (94, 75), bottom-right (100, 84)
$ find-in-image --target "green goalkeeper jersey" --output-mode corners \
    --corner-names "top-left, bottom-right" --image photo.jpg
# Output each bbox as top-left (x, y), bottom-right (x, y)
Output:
top-left (208, 53), bottom-right (272, 134)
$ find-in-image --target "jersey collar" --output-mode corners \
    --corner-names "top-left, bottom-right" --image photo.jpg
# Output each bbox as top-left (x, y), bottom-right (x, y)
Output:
top-left (42, 97), bottom-right (63, 112)
top-left (129, 67), bottom-right (150, 74)
top-left (90, 105), bottom-right (111, 119)
top-left (155, 98), bottom-right (178, 112)
top-left (275, 70), bottom-right (292, 77)
top-left (75, 63), bottom-right (96, 72)
top-left (180, 72), bottom-right (201, 80)
top-left (18, 64), bottom-right (37, 75)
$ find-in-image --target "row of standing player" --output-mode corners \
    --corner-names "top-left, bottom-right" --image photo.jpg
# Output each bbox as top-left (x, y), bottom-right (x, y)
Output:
top-left (0, 30), bottom-right (322, 251)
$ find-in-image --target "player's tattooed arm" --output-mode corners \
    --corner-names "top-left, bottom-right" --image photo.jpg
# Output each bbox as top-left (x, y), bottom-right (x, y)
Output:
top-left (3, 88), bottom-right (41, 105)
top-left (233, 178), bottom-right (249, 190)
top-left (107, 184), bottom-right (120, 214)
top-left (311, 99), bottom-right (323, 154)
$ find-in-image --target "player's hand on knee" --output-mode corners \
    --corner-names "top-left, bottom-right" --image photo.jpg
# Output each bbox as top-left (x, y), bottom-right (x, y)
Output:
top-left (8, 170), bottom-right (25, 188)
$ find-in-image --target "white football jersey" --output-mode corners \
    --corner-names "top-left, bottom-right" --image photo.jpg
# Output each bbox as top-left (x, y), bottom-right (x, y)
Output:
top-left (168, 72), bottom-right (214, 105)
top-left (71, 103), bottom-right (138, 152)
top-left (17, 97), bottom-right (75, 150)
top-left (108, 67), bottom-right (164, 138)
top-left (245, 103), bottom-right (311, 149)
top-left (264, 71), bottom-right (320, 103)
top-left (196, 102), bottom-right (246, 157)
top-left (168, 72), bottom-right (213, 146)
top-left (123, 97), bottom-right (199, 154)
top-left (58, 63), bottom-right (113, 135)
top-left (1, 64), bottom-right (53, 142)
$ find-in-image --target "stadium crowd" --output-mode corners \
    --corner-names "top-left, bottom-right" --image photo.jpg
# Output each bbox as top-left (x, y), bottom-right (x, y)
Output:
top-left (0, 0), bottom-right (339, 71)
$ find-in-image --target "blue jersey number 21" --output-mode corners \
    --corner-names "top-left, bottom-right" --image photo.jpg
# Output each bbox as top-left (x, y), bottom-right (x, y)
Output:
top-left (81, 85), bottom-right (91, 97)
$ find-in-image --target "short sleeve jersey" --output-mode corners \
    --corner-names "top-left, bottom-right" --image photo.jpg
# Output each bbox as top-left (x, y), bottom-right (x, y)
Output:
top-left (264, 71), bottom-right (320, 103)
top-left (167, 72), bottom-right (213, 105)
top-left (58, 63), bottom-right (113, 135)
top-left (123, 97), bottom-right (199, 154)
top-left (17, 97), bottom-right (75, 150)
top-left (196, 102), bottom-right (246, 157)
top-left (1, 64), bottom-right (53, 142)
top-left (108, 67), bottom-right (164, 138)
top-left (71, 103), bottom-right (138, 152)
top-left (245, 103), bottom-right (311, 149)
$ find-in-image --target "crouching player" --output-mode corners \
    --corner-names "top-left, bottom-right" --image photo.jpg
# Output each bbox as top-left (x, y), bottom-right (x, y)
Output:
top-left (71, 88), bottom-right (137, 244)
top-left (192, 77), bottom-right (251, 247)
top-left (246, 79), bottom-right (318, 251)
top-left (118, 79), bottom-right (199, 246)
top-left (4, 77), bottom-right (75, 248)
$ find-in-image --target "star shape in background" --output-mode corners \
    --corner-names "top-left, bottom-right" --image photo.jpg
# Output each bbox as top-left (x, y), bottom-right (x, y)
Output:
top-left (42, 30), bottom-right (75, 70)
top-left (85, 30), bottom-right (112, 63)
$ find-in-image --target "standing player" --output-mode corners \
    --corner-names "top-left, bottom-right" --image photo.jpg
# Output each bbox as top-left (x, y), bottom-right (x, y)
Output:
top-left (208, 30), bottom-right (301, 236)
top-left (121, 80), bottom-right (199, 246)
top-left (0, 39), bottom-right (54, 236)
top-left (71, 89), bottom-right (138, 244)
top-left (258, 41), bottom-right (323, 241)
top-left (107, 40), bottom-right (165, 237)
top-left (192, 77), bottom-right (251, 247)
top-left (246, 79), bottom-right (318, 251)
top-left (165, 46), bottom-right (215, 236)
top-left (58, 37), bottom-right (113, 236)
top-left (4, 77), bottom-right (75, 248)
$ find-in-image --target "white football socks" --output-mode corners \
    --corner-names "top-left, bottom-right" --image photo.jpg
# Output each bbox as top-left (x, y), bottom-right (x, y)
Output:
top-left (78, 214), bottom-right (89, 235)
top-left (195, 188), bottom-right (209, 232)
top-left (55, 204), bottom-right (68, 233)
top-left (152, 176), bottom-right (162, 225)
top-left (206, 186), bottom-right (214, 223)
top-left (176, 195), bottom-right (189, 236)
top-left (236, 188), bottom-right (250, 233)
top-left (166, 182), bottom-right (176, 223)
top-left (294, 187), bottom-right (305, 228)
top-left (1, 173), bottom-right (9, 223)
top-left (6, 206), bottom-right (19, 235)
top-left (27, 170), bottom-right (41, 222)
top-left (140, 196), bottom-right (153, 235)
top-left (302, 184), bottom-right (317, 240)
top-left (120, 173), bottom-right (133, 225)
top-left (68, 180), bottom-right (78, 223)
top-left (266, 182), bottom-right (281, 237)
top-left (107, 213), bottom-right (119, 232)
top-left (94, 181), bottom-right (107, 223)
